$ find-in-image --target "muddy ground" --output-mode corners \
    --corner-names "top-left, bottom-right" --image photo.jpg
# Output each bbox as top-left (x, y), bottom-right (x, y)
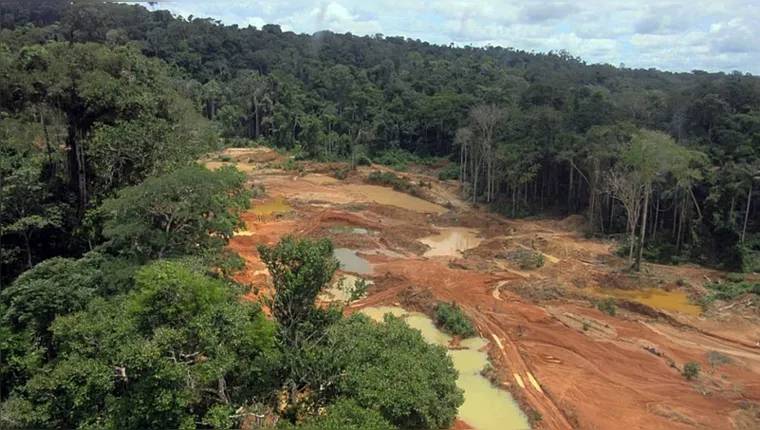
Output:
top-left (208, 148), bottom-right (760, 430)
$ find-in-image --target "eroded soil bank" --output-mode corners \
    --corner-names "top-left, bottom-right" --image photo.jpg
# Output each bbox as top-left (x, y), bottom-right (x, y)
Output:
top-left (211, 148), bottom-right (760, 430)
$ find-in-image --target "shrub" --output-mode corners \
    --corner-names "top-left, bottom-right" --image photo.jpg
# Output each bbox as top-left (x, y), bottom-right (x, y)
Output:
top-left (437, 163), bottom-right (460, 181)
top-left (374, 149), bottom-right (418, 168)
top-left (220, 154), bottom-right (232, 162)
top-left (706, 350), bottom-right (732, 367)
top-left (597, 298), bottom-right (617, 316)
top-left (703, 279), bottom-right (760, 302)
top-left (283, 158), bottom-right (298, 171)
top-left (726, 273), bottom-right (746, 283)
top-left (683, 361), bottom-right (700, 380)
top-left (434, 302), bottom-right (476, 338)
top-left (349, 278), bottom-right (370, 301)
top-left (391, 162), bottom-right (408, 172)
top-left (532, 410), bottom-right (543, 422)
top-left (366, 171), bottom-right (417, 194)
top-left (356, 154), bottom-right (373, 166)
top-left (518, 249), bottom-right (544, 270)
top-left (332, 167), bottom-right (350, 180)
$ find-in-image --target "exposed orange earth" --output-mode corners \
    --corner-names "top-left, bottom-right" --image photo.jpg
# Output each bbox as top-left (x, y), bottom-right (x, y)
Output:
top-left (209, 148), bottom-right (760, 430)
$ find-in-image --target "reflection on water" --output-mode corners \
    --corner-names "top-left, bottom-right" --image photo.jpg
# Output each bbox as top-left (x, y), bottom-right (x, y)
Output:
top-left (420, 227), bottom-right (483, 257)
top-left (333, 248), bottom-right (373, 275)
top-left (252, 196), bottom-right (293, 215)
top-left (343, 184), bottom-right (447, 214)
top-left (361, 306), bottom-right (529, 430)
top-left (589, 287), bottom-right (702, 315)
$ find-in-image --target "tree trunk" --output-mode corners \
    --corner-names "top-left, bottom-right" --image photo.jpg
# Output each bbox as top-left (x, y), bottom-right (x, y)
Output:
top-left (568, 159), bottom-right (574, 210)
top-left (676, 195), bottom-right (685, 252)
top-left (652, 194), bottom-right (659, 241)
top-left (742, 183), bottom-right (752, 245)
top-left (472, 161), bottom-right (480, 204)
top-left (512, 186), bottom-right (517, 218)
top-left (254, 96), bottom-right (260, 138)
top-left (629, 223), bottom-right (636, 261)
top-left (67, 123), bottom-right (87, 218)
top-left (635, 188), bottom-right (650, 271)
top-left (23, 232), bottom-right (33, 269)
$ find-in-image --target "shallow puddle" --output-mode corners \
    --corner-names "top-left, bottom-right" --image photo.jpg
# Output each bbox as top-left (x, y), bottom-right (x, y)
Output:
top-left (361, 306), bottom-right (529, 430)
top-left (342, 184), bottom-right (447, 214)
top-left (330, 225), bottom-right (372, 235)
top-left (590, 287), bottom-right (701, 315)
top-left (420, 227), bottom-right (483, 257)
top-left (359, 248), bottom-right (405, 259)
top-left (321, 274), bottom-right (373, 303)
top-left (333, 248), bottom-right (373, 275)
top-left (302, 174), bottom-right (338, 185)
top-left (252, 196), bottom-right (293, 215)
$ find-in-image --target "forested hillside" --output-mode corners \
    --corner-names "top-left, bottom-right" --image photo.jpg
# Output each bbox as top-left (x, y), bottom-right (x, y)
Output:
top-left (1, 2), bottom-right (759, 428)
top-left (3, 2), bottom-right (758, 277)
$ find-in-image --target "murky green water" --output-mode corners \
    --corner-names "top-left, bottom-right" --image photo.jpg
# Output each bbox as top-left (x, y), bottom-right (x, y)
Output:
top-left (333, 248), bottom-right (373, 275)
top-left (361, 306), bottom-right (529, 430)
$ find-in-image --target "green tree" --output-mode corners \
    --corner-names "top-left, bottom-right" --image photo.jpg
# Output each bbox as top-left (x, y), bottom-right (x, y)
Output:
top-left (279, 398), bottom-right (394, 430)
top-left (100, 165), bottom-right (249, 260)
top-left (257, 236), bottom-right (341, 411)
top-left (3, 261), bottom-right (277, 429)
top-left (325, 313), bottom-right (463, 429)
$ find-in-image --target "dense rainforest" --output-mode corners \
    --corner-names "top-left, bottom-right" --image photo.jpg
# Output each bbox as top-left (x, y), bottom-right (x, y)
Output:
top-left (0, 1), bottom-right (759, 428)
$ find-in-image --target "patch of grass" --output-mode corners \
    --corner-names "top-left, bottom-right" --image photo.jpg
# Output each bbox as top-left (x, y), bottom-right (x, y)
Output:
top-left (726, 273), bottom-right (746, 283)
top-left (434, 302), bottom-right (476, 338)
top-left (702, 279), bottom-right (760, 303)
top-left (597, 298), bottom-right (617, 316)
top-left (582, 322), bottom-right (590, 331)
top-left (220, 154), bottom-right (232, 162)
top-left (532, 410), bottom-right (543, 422)
top-left (683, 361), bottom-right (700, 380)
top-left (706, 351), bottom-right (733, 367)
top-left (517, 249), bottom-right (544, 270)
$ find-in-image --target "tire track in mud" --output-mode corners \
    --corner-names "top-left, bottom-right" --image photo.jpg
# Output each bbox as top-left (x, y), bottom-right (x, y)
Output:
top-left (432, 283), bottom-right (573, 429)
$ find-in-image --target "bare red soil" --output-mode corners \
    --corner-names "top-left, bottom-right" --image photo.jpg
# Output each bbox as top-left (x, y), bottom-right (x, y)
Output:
top-left (213, 149), bottom-right (760, 430)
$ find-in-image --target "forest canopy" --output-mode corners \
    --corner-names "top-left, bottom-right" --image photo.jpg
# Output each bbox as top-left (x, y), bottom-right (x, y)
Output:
top-left (1, 2), bottom-right (760, 428)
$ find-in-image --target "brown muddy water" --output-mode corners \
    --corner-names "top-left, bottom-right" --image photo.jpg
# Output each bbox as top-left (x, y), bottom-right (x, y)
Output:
top-left (419, 227), bottom-right (483, 258)
top-left (342, 184), bottom-right (447, 214)
top-left (252, 196), bottom-right (293, 215)
top-left (589, 286), bottom-right (702, 315)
